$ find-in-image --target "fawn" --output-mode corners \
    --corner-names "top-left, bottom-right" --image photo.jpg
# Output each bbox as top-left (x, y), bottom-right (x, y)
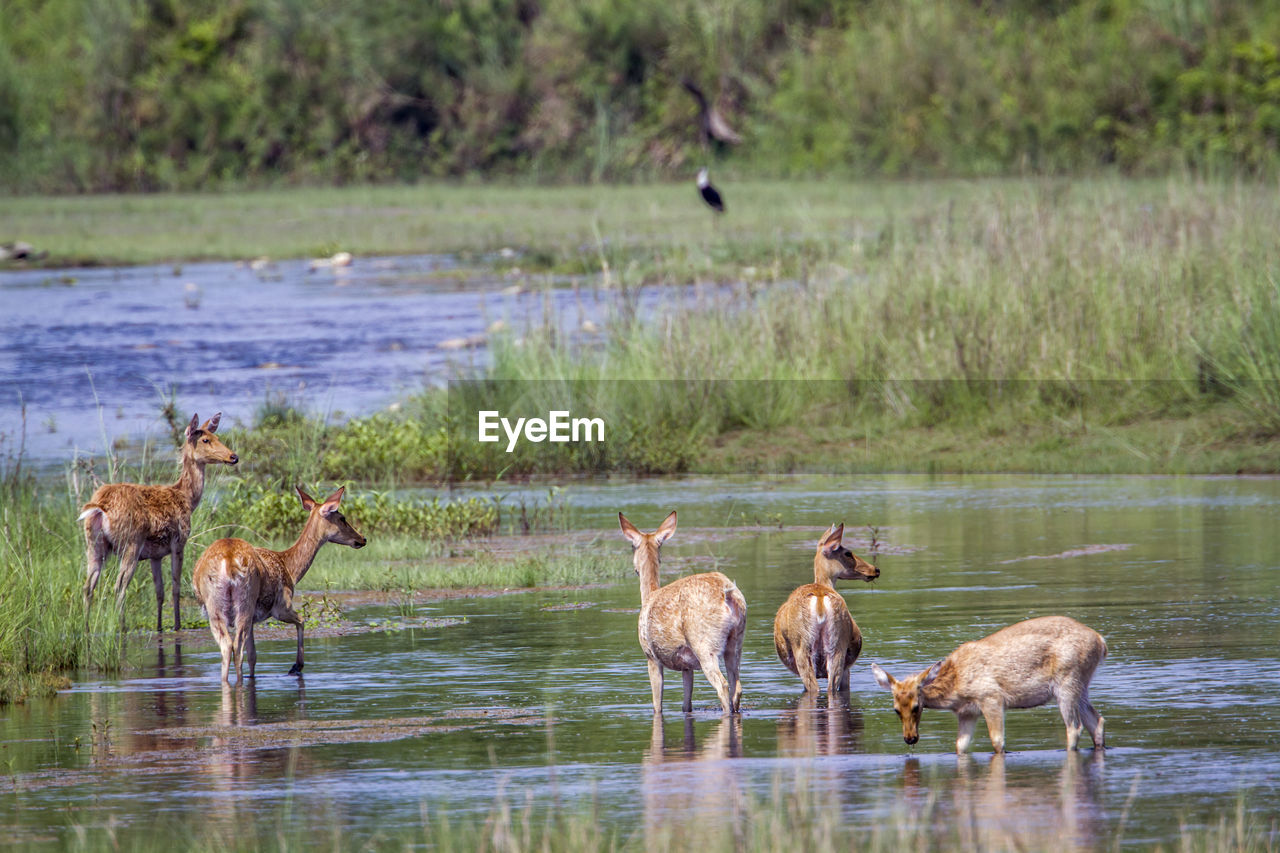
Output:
top-left (80, 412), bottom-right (238, 631)
top-left (620, 511), bottom-right (747, 715)
top-left (872, 615), bottom-right (1107, 753)
top-left (773, 523), bottom-right (879, 697)
top-left (193, 486), bottom-right (366, 684)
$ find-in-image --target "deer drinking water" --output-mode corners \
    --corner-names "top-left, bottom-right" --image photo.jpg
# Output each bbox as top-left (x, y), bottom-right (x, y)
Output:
top-left (620, 511), bottom-right (747, 715)
top-left (193, 486), bottom-right (366, 684)
top-left (80, 412), bottom-right (238, 631)
top-left (871, 615), bottom-right (1107, 753)
top-left (773, 523), bottom-right (879, 697)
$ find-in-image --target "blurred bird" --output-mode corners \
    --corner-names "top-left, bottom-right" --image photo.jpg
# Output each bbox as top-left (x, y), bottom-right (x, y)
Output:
top-left (681, 78), bottom-right (743, 149)
top-left (697, 168), bottom-right (725, 213)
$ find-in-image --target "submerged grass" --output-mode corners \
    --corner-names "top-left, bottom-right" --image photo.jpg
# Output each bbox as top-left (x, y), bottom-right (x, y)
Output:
top-left (46, 774), bottom-right (1279, 852)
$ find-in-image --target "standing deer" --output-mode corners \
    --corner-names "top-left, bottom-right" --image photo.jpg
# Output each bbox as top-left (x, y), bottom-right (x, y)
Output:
top-left (871, 615), bottom-right (1107, 754)
top-left (193, 486), bottom-right (366, 685)
top-left (620, 511), bottom-right (747, 716)
top-left (773, 523), bottom-right (879, 697)
top-left (80, 412), bottom-right (238, 631)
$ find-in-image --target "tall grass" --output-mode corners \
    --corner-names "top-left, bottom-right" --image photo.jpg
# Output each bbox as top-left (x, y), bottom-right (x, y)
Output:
top-left (472, 179), bottom-right (1280, 453)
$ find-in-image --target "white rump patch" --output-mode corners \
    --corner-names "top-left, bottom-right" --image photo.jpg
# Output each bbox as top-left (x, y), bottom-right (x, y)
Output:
top-left (809, 594), bottom-right (827, 623)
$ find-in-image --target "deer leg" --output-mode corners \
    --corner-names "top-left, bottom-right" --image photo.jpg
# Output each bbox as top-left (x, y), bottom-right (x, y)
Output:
top-left (981, 702), bottom-right (1007, 754)
top-left (231, 616), bottom-right (252, 685)
top-left (113, 544), bottom-right (142, 618)
top-left (150, 558), bottom-right (165, 633)
top-left (723, 631), bottom-right (744, 714)
top-left (826, 653), bottom-right (847, 702)
top-left (956, 711), bottom-right (980, 753)
top-left (83, 534), bottom-right (109, 608)
top-left (270, 600), bottom-right (305, 676)
top-left (169, 547), bottom-right (184, 631)
top-left (207, 603), bottom-right (233, 685)
top-left (1078, 696), bottom-right (1105, 749)
top-left (682, 670), bottom-right (694, 713)
top-left (695, 651), bottom-right (733, 716)
top-left (1060, 692), bottom-right (1084, 750)
top-left (246, 630), bottom-right (258, 680)
top-left (647, 658), bottom-right (664, 714)
top-left (794, 647), bottom-right (820, 694)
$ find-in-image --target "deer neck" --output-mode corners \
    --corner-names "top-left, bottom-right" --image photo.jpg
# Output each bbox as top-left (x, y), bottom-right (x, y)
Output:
top-left (173, 449), bottom-right (206, 511)
top-left (812, 556), bottom-right (839, 589)
top-left (281, 515), bottom-right (328, 585)
top-left (635, 544), bottom-right (662, 604)
top-left (920, 659), bottom-right (959, 708)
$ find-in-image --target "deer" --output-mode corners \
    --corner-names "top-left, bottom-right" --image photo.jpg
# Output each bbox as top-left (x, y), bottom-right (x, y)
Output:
top-left (773, 523), bottom-right (879, 698)
top-left (192, 486), bottom-right (366, 685)
top-left (619, 511), bottom-right (747, 716)
top-left (80, 412), bottom-right (239, 631)
top-left (871, 615), bottom-right (1107, 754)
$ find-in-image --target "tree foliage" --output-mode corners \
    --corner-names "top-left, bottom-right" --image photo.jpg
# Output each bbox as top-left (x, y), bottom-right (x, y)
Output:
top-left (2, 0), bottom-right (1279, 191)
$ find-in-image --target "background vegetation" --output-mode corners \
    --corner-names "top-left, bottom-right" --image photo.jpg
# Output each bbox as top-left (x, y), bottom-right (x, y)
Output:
top-left (3, 0), bottom-right (1280, 192)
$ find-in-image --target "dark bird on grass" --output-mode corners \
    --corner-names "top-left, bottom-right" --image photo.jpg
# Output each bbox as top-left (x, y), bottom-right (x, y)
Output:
top-left (697, 168), bottom-right (725, 213)
top-left (681, 78), bottom-right (743, 150)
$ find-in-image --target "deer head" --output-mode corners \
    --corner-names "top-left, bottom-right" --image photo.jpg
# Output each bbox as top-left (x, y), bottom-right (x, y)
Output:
top-left (871, 661), bottom-right (942, 745)
top-left (185, 412), bottom-right (238, 466)
top-left (815, 523), bottom-right (878, 584)
top-left (297, 486), bottom-right (366, 549)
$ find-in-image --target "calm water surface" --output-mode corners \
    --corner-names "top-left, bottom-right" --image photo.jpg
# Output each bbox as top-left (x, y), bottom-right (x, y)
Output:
top-left (2, 475), bottom-right (1277, 848)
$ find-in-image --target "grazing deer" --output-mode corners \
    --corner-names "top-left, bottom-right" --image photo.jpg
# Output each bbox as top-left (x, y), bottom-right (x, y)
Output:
top-left (872, 615), bottom-right (1107, 754)
top-left (80, 412), bottom-right (238, 631)
top-left (193, 486), bottom-right (366, 684)
top-left (773, 523), bottom-right (879, 697)
top-left (620, 511), bottom-right (747, 715)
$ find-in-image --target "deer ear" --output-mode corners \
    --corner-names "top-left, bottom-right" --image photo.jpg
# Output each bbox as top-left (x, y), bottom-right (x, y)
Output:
top-left (871, 663), bottom-right (893, 690)
top-left (618, 513), bottom-right (644, 548)
top-left (296, 485), bottom-right (316, 510)
top-left (653, 510), bottom-right (677, 545)
top-left (186, 413), bottom-right (200, 441)
top-left (203, 412), bottom-right (222, 433)
top-left (921, 661), bottom-right (943, 687)
top-left (320, 486), bottom-right (346, 514)
top-left (820, 523), bottom-right (844, 553)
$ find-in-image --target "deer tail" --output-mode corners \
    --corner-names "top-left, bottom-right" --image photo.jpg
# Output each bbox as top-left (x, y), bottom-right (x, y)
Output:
top-left (78, 505), bottom-right (108, 536)
top-left (723, 581), bottom-right (744, 623)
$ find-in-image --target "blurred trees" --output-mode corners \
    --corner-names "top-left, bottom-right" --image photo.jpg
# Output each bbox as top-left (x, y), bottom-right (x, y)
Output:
top-left (2, 0), bottom-right (1278, 191)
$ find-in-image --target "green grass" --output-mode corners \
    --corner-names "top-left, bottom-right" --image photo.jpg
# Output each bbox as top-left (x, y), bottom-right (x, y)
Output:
top-left (0, 178), bottom-right (1126, 271)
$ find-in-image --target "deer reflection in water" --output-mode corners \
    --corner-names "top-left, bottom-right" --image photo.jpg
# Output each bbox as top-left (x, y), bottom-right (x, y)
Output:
top-left (899, 751), bottom-right (1107, 850)
top-left (776, 692), bottom-right (864, 758)
top-left (642, 714), bottom-right (744, 849)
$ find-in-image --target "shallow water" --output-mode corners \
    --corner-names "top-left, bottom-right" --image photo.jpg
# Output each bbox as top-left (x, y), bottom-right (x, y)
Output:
top-left (0, 255), bottom-right (655, 461)
top-left (2, 474), bottom-right (1277, 848)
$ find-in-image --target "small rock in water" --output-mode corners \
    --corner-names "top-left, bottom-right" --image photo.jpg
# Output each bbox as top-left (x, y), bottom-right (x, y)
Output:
top-left (308, 251), bottom-right (354, 271)
top-left (437, 334), bottom-right (486, 351)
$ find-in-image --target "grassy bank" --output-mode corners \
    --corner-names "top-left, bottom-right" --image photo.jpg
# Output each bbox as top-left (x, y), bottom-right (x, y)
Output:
top-left (0, 177), bottom-right (1002, 269)
top-left (6, 178), bottom-right (1274, 475)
